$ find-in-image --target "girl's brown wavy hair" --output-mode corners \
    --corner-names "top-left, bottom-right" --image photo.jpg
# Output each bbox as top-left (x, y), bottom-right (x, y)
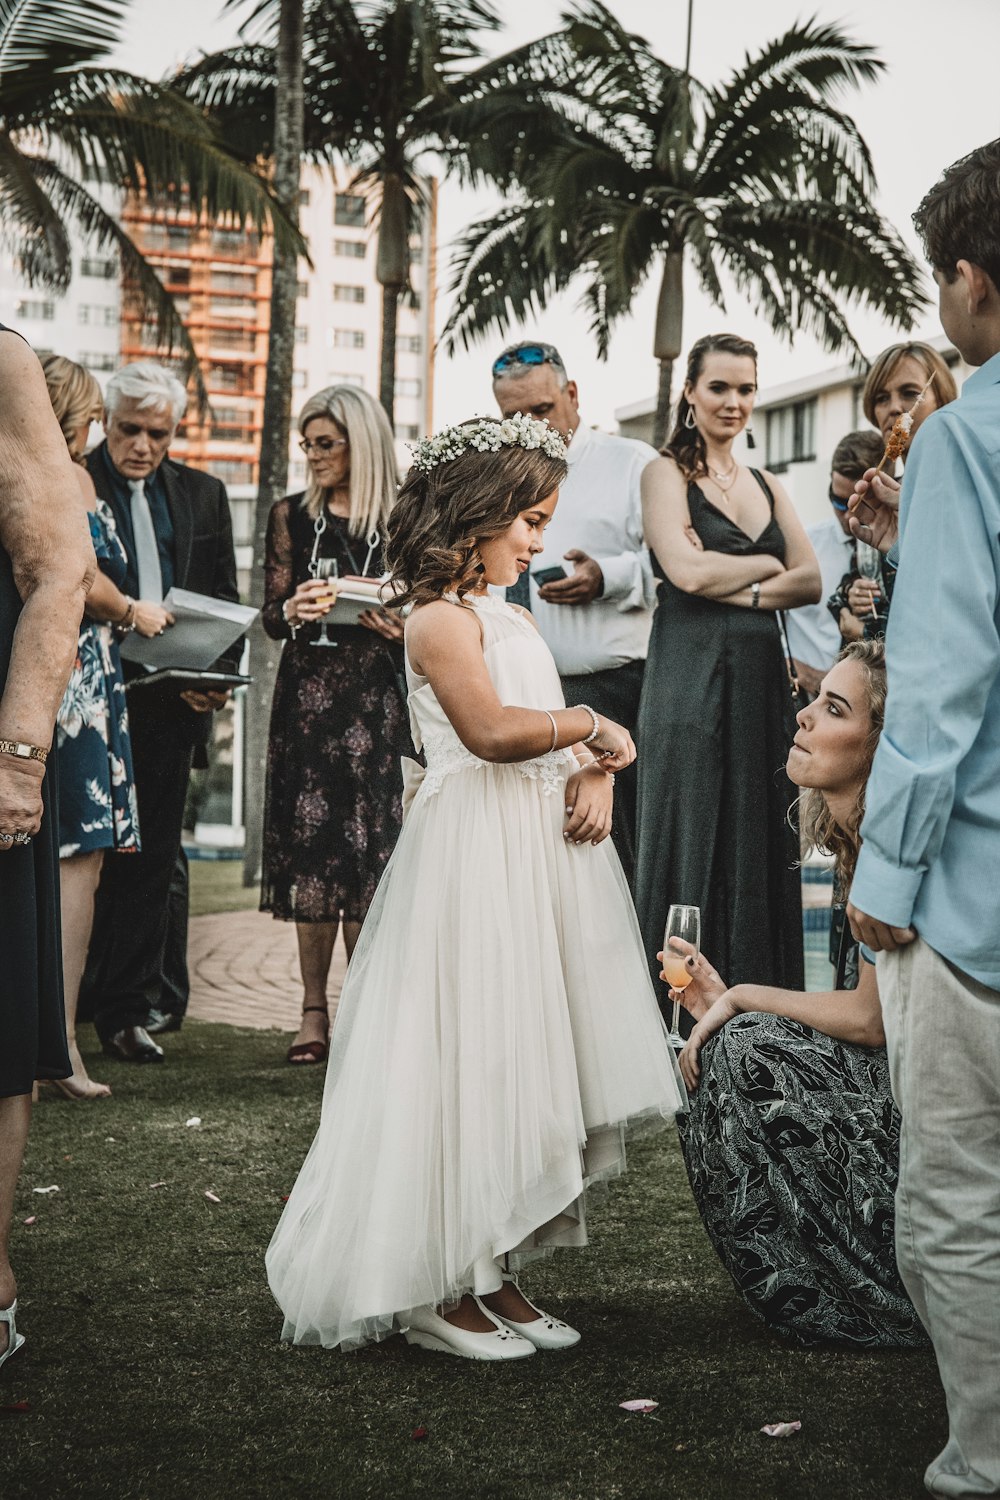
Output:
top-left (386, 420), bottom-right (567, 608)
top-left (798, 638), bottom-right (887, 897)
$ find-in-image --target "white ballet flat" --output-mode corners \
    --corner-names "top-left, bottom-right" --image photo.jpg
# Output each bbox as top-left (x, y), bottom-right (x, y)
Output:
top-left (493, 1275), bottom-right (582, 1350)
top-left (0, 1299), bottom-right (25, 1372)
top-left (403, 1298), bottom-right (536, 1361)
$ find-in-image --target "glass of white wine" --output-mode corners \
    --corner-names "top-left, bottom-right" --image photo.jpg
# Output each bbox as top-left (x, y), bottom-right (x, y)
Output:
top-left (855, 541), bottom-right (882, 620)
top-left (663, 903), bottom-right (701, 1050)
top-left (311, 557), bottom-right (339, 648)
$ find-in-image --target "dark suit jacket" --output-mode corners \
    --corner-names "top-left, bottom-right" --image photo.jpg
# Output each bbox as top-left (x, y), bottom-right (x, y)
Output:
top-left (87, 444), bottom-right (242, 749)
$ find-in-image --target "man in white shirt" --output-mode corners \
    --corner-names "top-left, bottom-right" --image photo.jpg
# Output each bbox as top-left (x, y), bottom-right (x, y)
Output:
top-left (492, 340), bottom-right (658, 883)
top-left (785, 429), bottom-right (884, 696)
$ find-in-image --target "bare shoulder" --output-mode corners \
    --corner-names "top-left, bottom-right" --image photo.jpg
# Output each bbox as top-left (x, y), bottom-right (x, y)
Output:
top-left (406, 597), bottom-right (483, 664)
top-left (74, 465), bottom-right (97, 506)
top-left (642, 453), bottom-right (686, 491)
top-left (507, 600), bottom-right (540, 632)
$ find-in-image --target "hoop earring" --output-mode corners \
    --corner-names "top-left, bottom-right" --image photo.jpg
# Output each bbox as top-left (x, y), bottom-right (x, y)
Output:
top-left (745, 421), bottom-right (756, 450)
top-left (684, 405), bottom-right (697, 430)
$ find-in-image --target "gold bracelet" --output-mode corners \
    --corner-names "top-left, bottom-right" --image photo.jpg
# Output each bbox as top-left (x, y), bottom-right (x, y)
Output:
top-left (0, 738), bottom-right (48, 765)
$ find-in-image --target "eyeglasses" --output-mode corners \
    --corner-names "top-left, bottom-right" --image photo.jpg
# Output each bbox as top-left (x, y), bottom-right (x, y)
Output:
top-left (491, 344), bottom-right (560, 377)
top-left (299, 437), bottom-right (348, 454)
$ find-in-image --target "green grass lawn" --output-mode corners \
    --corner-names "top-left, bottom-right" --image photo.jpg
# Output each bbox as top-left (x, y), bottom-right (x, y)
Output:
top-left (6, 1025), bottom-right (944, 1499)
top-left (188, 857), bottom-right (260, 918)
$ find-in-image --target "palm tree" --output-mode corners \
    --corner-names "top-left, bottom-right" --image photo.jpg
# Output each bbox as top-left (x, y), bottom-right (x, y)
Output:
top-left (443, 5), bottom-right (928, 446)
top-left (238, 0), bottom-right (305, 887)
top-left (0, 0), bottom-right (302, 393)
top-left (178, 0), bottom-right (566, 427)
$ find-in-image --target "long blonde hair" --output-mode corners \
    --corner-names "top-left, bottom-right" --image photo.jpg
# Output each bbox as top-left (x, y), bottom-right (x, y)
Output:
top-left (39, 353), bottom-right (103, 462)
top-left (298, 385), bottom-right (398, 537)
top-left (798, 639), bottom-right (887, 897)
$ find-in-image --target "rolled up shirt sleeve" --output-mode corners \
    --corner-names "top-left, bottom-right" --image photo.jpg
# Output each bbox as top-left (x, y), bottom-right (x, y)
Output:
top-left (597, 545), bottom-right (656, 611)
top-left (851, 414), bottom-right (1000, 926)
top-left (597, 452), bottom-right (657, 611)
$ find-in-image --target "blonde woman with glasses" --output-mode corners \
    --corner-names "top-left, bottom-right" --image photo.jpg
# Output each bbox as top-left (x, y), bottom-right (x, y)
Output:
top-left (260, 385), bottom-right (411, 1064)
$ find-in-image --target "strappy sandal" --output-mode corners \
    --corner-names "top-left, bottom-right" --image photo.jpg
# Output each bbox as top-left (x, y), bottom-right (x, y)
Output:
top-left (0, 1300), bottom-right (25, 1372)
top-left (286, 1006), bottom-right (329, 1065)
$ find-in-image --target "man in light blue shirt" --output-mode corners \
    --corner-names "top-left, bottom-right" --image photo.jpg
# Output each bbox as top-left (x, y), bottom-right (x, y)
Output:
top-left (847, 140), bottom-right (1000, 1500)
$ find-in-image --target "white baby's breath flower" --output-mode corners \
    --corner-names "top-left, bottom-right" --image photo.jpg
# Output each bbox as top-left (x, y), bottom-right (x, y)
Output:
top-left (406, 414), bottom-right (568, 475)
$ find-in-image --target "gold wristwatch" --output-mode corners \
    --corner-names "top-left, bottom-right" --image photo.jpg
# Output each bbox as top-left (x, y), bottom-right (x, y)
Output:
top-left (0, 739), bottom-right (48, 764)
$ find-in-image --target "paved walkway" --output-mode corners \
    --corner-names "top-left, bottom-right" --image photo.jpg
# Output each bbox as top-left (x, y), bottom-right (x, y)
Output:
top-left (187, 910), bottom-right (347, 1031)
top-left (188, 867), bottom-right (834, 1030)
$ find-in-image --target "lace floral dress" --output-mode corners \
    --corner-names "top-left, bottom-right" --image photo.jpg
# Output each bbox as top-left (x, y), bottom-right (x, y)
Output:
top-left (260, 495), bottom-right (410, 923)
top-left (56, 501), bottom-right (140, 858)
top-left (266, 592), bottom-right (685, 1350)
top-left (676, 920), bottom-right (927, 1348)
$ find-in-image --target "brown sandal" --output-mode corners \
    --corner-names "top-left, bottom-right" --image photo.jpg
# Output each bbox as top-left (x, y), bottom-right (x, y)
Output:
top-left (286, 1006), bottom-right (330, 1065)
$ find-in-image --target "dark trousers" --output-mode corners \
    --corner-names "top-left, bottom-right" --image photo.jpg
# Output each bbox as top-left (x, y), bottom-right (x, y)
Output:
top-left (83, 709), bottom-right (194, 1039)
top-left (160, 845), bottom-right (191, 1018)
top-left (559, 658), bottom-right (645, 888)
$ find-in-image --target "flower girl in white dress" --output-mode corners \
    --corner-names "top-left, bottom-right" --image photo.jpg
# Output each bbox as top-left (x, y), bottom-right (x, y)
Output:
top-left (266, 415), bottom-right (685, 1360)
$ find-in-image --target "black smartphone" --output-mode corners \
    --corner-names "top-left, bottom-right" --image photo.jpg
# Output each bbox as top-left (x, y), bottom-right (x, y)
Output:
top-left (531, 565), bottom-right (568, 587)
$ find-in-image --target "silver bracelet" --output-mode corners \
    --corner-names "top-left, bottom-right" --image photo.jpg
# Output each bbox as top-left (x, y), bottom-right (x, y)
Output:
top-left (543, 710), bottom-right (558, 752)
top-left (751, 581), bottom-right (761, 610)
top-left (282, 597), bottom-right (300, 639)
top-left (576, 704), bottom-right (600, 744)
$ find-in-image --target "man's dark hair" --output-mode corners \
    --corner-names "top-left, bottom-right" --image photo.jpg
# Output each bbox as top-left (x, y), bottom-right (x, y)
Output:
top-left (831, 429), bottom-right (885, 481)
top-left (913, 138), bottom-right (1000, 288)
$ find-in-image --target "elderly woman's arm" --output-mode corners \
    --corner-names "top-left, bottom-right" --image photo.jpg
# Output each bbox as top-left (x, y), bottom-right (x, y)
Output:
top-left (0, 334), bottom-right (94, 835)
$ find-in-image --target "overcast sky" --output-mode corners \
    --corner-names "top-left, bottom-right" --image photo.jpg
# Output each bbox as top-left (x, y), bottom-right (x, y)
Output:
top-left (114, 0), bottom-right (1000, 427)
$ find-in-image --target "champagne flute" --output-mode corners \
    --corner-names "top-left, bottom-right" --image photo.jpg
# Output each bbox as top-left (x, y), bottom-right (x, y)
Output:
top-left (855, 541), bottom-right (882, 620)
top-left (311, 557), bottom-right (339, 649)
top-left (663, 904), bottom-right (701, 1050)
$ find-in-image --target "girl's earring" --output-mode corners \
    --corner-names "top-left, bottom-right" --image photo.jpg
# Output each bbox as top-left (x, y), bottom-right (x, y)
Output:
top-left (745, 421), bottom-right (756, 450)
top-left (684, 405), bottom-right (697, 430)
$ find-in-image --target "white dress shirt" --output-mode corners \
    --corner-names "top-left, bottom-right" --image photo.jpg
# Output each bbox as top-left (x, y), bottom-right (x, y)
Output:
top-left (522, 421), bottom-right (659, 676)
top-left (784, 513), bottom-right (855, 672)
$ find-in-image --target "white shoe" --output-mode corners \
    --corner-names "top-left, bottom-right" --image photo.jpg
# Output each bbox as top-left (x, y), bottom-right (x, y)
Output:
top-left (403, 1298), bottom-right (536, 1360)
top-left (492, 1275), bottom-right (582, 1350)
top-left (0, 1299), bottom-right (25, 1372)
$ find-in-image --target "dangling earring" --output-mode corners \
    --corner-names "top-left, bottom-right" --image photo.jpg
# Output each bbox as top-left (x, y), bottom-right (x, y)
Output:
top-left (745, 421), bottom-right (756, 450)
top-left (684, 405), bottom-right (697, 430)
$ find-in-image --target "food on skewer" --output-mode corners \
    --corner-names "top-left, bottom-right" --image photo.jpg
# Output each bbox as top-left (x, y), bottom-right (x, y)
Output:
top-left (872, 372), bottom-right (938, 475)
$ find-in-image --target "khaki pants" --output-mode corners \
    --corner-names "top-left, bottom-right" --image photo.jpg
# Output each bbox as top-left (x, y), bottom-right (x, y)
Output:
top-left (878, 938), bottom-right (1000, 1497)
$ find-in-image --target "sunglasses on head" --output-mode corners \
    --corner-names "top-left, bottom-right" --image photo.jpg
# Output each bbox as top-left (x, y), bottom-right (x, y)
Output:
top-left (491, 344), bottom-right (557, 377)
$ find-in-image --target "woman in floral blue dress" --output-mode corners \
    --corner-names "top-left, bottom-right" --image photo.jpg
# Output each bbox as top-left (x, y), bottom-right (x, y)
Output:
top-left (42, 357), bottom-right (170, 1099)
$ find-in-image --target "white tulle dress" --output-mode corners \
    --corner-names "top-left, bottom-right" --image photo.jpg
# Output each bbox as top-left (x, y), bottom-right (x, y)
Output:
top-left (266, 592), bottom-right (685, 1349)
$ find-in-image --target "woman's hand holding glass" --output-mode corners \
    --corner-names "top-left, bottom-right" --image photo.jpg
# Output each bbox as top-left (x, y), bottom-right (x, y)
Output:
top-left (563, 761), bottom-right (613, 845)
top-left (658, 938), bottom-right (727, 1021)
top-left (587, 715), bottom-right (636, 771)
top-left (286, 577), bottom-right (339, 625)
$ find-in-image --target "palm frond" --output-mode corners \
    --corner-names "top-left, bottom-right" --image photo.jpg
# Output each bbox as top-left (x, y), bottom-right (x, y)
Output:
top-left (30, 156), bottom-right (210, 408)
top-left (441, 201), bottom-right (578, 353)
top-left (0, 0), bottom-right (123, 79)
top-left (15, 68), bottom-right (304, 258)
top-left (0, 131), bottom-right (72, 286)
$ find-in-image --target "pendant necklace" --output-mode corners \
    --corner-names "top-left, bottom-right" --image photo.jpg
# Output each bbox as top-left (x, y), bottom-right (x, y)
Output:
top-left (708, 460), bottom-right (738, 499)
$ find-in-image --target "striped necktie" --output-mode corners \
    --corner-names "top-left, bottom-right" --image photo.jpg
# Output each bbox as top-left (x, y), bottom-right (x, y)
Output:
top-left (128, 478), bottom-right (163, 602)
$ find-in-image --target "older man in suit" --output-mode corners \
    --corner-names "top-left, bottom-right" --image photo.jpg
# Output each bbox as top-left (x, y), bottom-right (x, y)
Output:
top-left (82, 361), bottom-right (240, 1063)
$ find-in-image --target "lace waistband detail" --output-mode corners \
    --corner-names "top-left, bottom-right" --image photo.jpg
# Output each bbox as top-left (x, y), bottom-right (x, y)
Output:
top-left (421, 735), bottom-right (571, 799)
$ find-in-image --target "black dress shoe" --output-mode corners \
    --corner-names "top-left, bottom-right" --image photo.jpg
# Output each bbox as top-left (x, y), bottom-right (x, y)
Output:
top-left (101, 1026), bottom-right (165, 1064)
top-left (146, 1009), bottom-right (183, 1035)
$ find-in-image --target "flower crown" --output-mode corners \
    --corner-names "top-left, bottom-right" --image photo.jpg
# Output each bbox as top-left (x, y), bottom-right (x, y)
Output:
top-left (407, 413), bottom-right (569, 473)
